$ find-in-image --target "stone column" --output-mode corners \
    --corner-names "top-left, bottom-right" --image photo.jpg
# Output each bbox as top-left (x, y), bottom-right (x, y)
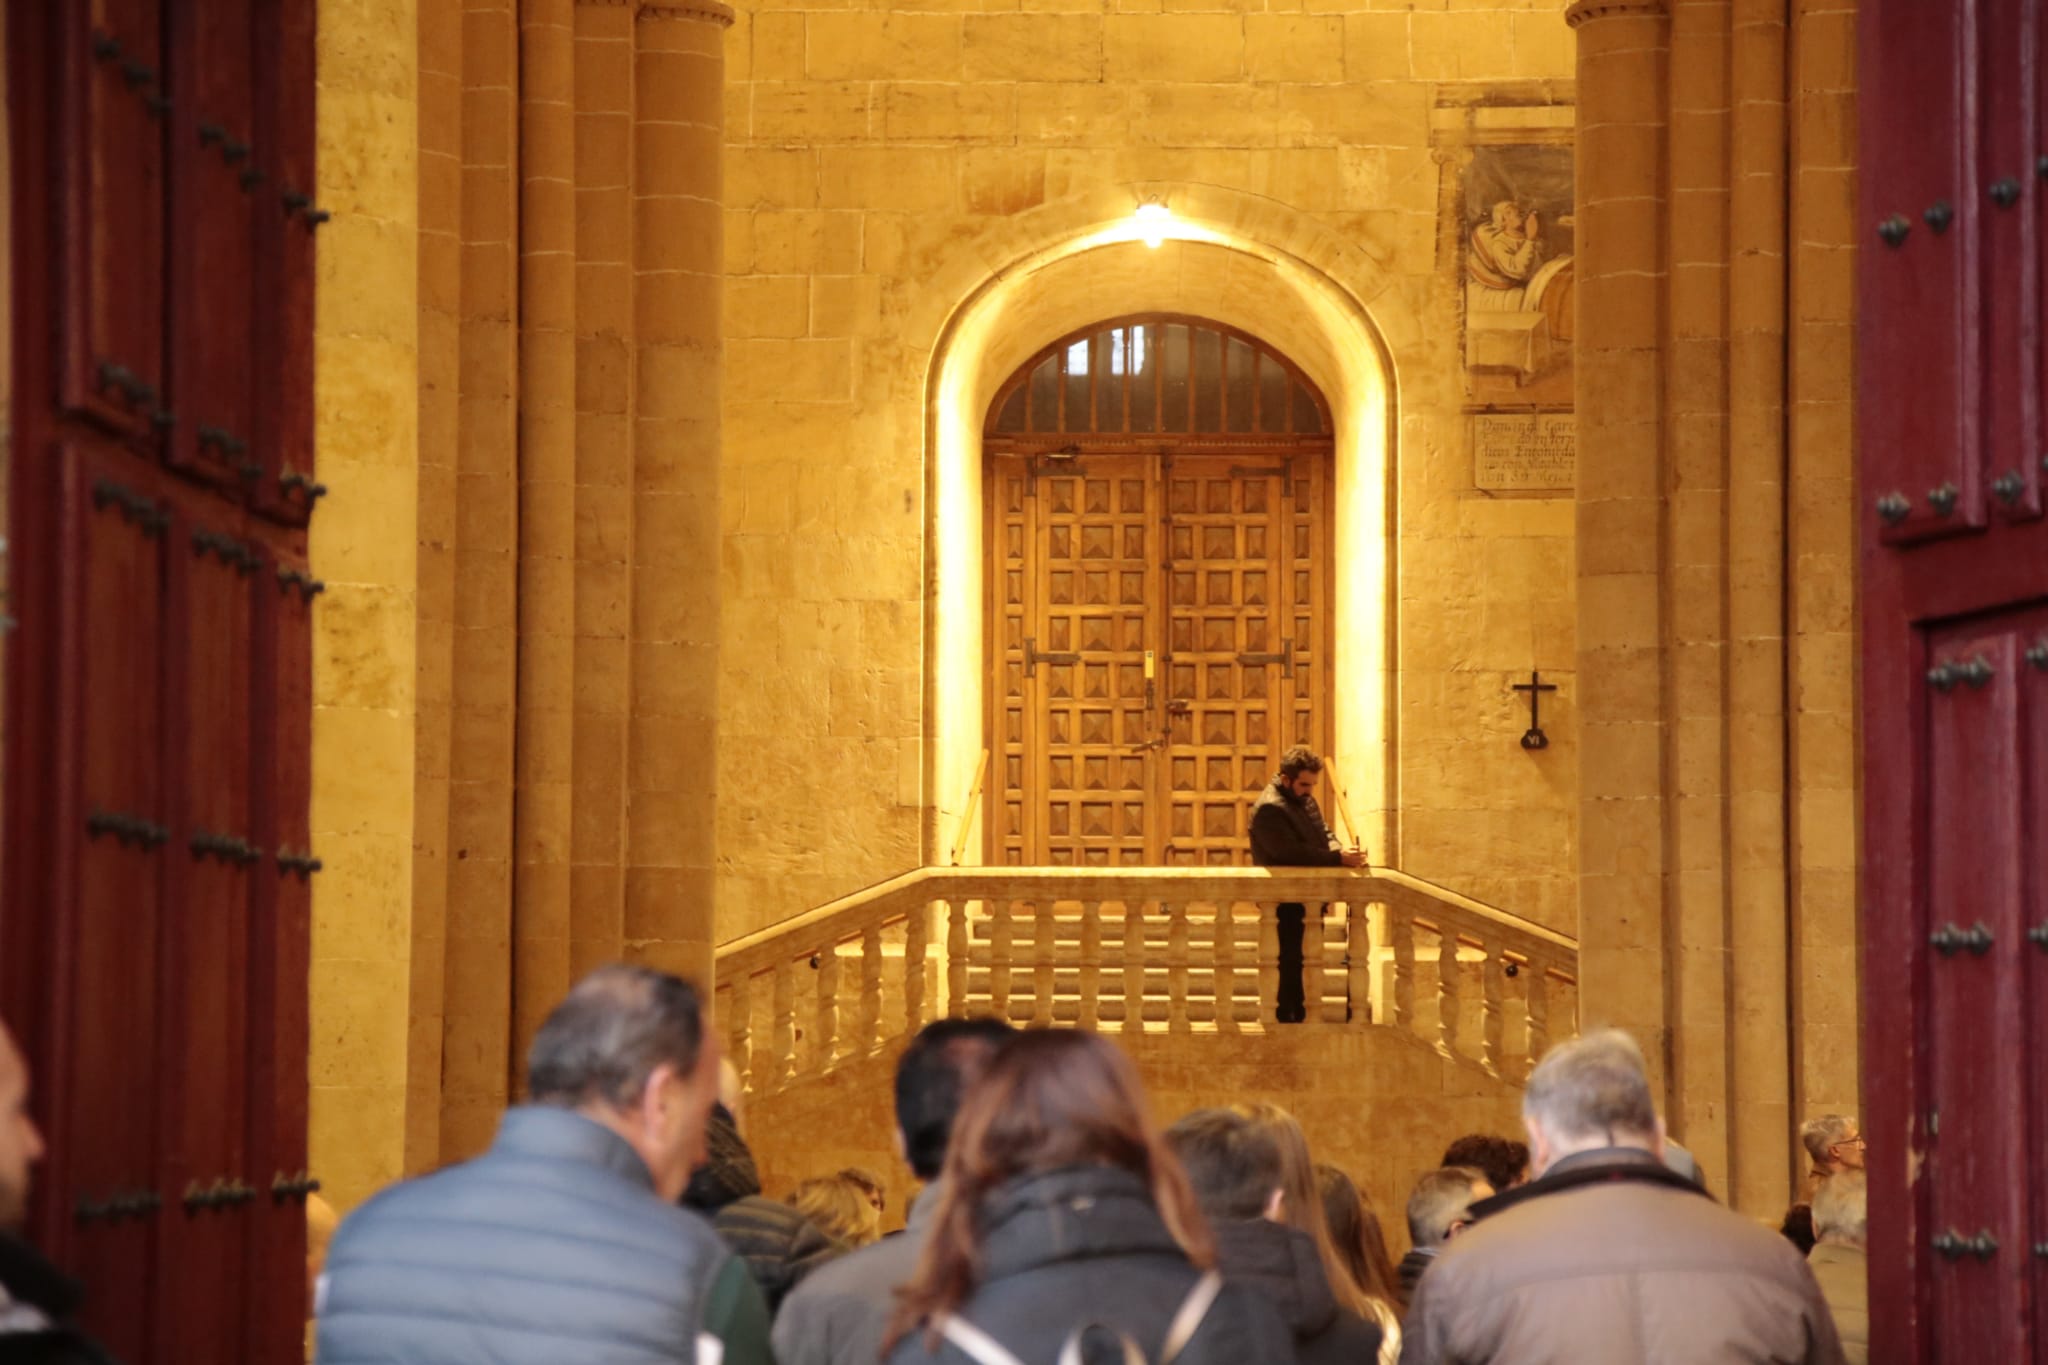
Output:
top-left (1725, 0), bottom-right (1793, 1218)
top-left (571, 0), bottom-right (637, 977)
top-left (628, 0), bottom-right (730, 984)
top-left (1567, 0), bottom-right (1674, 1098)
top-left (513, 0), bottom-right (579, 1071)
top-left (310, 0), bottom-right (420, 1210)
top-left (439, 0), bottom-right (521, 1162)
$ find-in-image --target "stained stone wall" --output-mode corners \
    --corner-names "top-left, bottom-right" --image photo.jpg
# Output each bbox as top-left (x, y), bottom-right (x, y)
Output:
top-left (717, 1), bottom-right (1587, 941)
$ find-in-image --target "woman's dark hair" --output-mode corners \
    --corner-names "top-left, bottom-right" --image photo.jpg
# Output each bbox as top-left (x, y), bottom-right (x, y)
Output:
top-left (1316, 1163), bottom-right (1403, 1323)
top-left (885, 1030), bottom-right (1214, 1351)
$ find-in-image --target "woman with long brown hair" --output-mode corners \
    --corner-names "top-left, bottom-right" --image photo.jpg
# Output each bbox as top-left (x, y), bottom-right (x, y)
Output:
top-left (1226, 1104), bottom-right (1377, 1317)
top-left (884, 1030), bottom-right (1296, 1365)
top-left (1315, 1164), bottom-right (1403, 1365)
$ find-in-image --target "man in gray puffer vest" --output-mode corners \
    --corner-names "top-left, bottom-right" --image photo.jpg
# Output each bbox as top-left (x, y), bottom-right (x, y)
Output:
top-left (315, 965), bottom-right (773, 1365)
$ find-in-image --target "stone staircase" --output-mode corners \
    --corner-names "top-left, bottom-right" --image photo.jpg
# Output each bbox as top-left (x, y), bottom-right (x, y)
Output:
top-left (715, 864), bottom-right (1579, 1237)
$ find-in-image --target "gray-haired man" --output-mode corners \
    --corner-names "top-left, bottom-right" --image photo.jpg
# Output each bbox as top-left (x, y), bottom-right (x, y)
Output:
top-left (317, 965), bottom-right (771, 1365)
top-left (1399, 1030), bottom-right (1845, 1365)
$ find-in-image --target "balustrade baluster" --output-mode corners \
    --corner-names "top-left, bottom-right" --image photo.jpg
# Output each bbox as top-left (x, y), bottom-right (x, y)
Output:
top-left (859, 923), bottom-right (884, 1050)
top-left (772, 959), bottom-right (796, 1085)
top-left (1303, 902), bottom-right (1327, 1025)
top-left (1257, 903), bottom-right (1279, 1025)
top-left (1213, 903), bottom-right (1237, 1033)
top-left (1436, 929), bottom-right (1462, 1056)
top-left (1033, 901), bottom-right (1056, 1025)
top-left (1389, 911), bottom-right (1414, 1034)
top-left (814, 941), bottom-right (841, 1068)
top-left (729, 974), bottom-right (754, 1095)
top-left (947, 900), bottom-right (968, 1018)
top-left (1079, 900), bottom-right (1103, 1030)
top-left (990, 901), bottom-right (1015, 1021)
top-left (1347, 902), bottom-right (1373, 1028)
top-left (1166, 903), bottom-right (1190, 1033)
top-left (1480, 943), bottom-right (1505, 1075)
top-left (905, 901), bottom-right (929, 1030)
top-left (1121, 903), bottom-right (1145, 1033)
top-left (1525, 966), bottom-right (1550, 1076)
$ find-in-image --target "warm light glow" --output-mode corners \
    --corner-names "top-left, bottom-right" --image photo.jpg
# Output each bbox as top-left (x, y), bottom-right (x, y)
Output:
top-left (1134, 201), bottom-right (1172, 249)
top-left (926, 205), bottom-right (1398, 870)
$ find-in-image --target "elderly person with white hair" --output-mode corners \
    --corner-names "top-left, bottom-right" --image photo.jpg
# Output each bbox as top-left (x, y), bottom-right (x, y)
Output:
top-left (1799, 1115), bottom-right (1864, 1198)
top-left (1398, 1030), bottom-right (1846, 1365)
top-left (1807, 1173), bottom-right (1868, 1365)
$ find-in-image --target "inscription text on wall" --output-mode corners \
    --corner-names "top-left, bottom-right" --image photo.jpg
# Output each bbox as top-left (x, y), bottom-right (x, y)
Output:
top-left (1474, 413), bottom-right (1575, 491)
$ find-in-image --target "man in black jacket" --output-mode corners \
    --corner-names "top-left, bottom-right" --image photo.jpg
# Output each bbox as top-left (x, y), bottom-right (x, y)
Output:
top-left (1167, 1108), bottom-right (1383, 1365)
top-left (1249, 746), bottom-right (1364, 1023)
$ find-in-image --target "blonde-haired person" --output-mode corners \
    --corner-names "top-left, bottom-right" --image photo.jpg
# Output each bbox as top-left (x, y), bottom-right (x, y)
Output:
top-left (1316, 1165), bottom-right (1403, 1365)
top-left (787, 1175), bottom-right (881, 1249)
top-left (883, 1030), bottom-right (1297, 1365)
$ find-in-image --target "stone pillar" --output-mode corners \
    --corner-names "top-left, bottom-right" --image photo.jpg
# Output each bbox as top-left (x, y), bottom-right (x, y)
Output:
top-left (1724, 0), bottom-right (1793, 1218)
top-left (440, 0), bottom-right (521, 1161)
top-left (1567, 0), bottom-right (1673, 1097)
top-left (571, 0), bottom-right (636, 978)
top-left (1662, 0), bottom-right (1733, 1195)
top-left (627, 1), bottom-right (730, 983)
top-left (310, 0), bottom-right (420, 1211)
top-left (408, 0), bottom-right (464, 1176)
top-left (513, 0), bottom-right (579, 1071)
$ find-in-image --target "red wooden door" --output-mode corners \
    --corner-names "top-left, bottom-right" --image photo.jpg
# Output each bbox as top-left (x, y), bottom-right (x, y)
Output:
top-left (1860, 0), bottom-right (2048, 1358)
top-left (4, 3), bottom-right (318, 1361)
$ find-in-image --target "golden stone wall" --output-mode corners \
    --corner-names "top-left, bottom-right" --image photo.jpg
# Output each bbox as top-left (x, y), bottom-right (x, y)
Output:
top-left (718, 0), bottom-right (1587, 941)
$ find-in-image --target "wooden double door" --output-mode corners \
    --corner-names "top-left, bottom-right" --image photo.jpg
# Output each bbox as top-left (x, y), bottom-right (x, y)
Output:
top-left (986, 318), bottom-right (1336, 866)
top-left (1860, 0), bottom-right (2048, 1358)
top-left (4, 3), bottom-right (318, 1361)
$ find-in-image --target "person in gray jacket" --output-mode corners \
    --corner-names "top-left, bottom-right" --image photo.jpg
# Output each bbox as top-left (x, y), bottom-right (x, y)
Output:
top-left (773, 1016), bottom-right (1017, 1365)
top-left (1400, 1031), bottom-right (1844, 1365)
top-left (315, 964), bottom-right (773, 1365)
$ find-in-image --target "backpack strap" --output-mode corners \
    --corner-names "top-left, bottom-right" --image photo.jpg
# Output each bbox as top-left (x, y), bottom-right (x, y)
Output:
top-left (1159, 1271), bottom-right (1225, 1364)
top-left (937, 1270), bottom-right (1223, 1365)
top-left (938, 1314), bottom-right (1032, 1365)
top-left (1055, 1327), bottom-right (1148, 1365)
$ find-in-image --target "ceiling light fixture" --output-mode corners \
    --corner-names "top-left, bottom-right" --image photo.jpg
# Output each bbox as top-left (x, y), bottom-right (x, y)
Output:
top-left (1134, 200), bottom-right (1172, 249)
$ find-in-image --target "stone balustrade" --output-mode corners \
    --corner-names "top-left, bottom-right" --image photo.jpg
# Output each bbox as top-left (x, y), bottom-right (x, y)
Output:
top-left (714, 866), bottom-right (1579, 1098)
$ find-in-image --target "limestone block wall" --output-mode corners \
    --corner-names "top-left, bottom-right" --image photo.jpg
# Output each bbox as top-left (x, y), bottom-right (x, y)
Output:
top-left (743, 1028), bottom-right (1526, 1258)
top-left (718, 0), bottom-right (1585, 940)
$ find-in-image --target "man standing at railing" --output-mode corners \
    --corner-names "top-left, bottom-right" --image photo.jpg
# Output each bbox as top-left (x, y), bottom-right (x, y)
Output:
top-left (1249, 746), bottom-right (1365, 1024)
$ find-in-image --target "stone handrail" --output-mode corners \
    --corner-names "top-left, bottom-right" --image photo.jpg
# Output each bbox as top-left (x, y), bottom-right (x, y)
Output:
top-left (714, 866), bottom-right (1578, 1097)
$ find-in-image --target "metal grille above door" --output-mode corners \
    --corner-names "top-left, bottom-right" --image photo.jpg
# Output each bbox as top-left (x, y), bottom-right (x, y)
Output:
top-left (987, 318), bottom-right (1335, 866)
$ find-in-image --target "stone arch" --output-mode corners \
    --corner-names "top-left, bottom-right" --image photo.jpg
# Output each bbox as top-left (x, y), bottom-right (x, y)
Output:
top-left (921, 194), bottom-right (1400, 865)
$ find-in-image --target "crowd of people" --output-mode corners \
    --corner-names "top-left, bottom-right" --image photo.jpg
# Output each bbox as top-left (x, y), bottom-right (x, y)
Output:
top-left (0, 963), bottom-right (1868, 1363)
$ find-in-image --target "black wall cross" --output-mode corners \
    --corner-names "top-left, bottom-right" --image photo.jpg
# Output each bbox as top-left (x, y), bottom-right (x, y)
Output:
top-left (1512, 670), bottom-right (1558, 751)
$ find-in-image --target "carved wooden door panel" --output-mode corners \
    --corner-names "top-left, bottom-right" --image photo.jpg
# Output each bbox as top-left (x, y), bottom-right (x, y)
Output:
top-left (1021, 460), bottom-right (1159, 865)
top-left (5, 2), bottom-right (320, 1361)
top-left (1162, 455), bottom-right (1322, 866)
top-left (987, 318), bottom-right (1334, 866)
top-left (1860, 0), bottom-right (2048, 1356)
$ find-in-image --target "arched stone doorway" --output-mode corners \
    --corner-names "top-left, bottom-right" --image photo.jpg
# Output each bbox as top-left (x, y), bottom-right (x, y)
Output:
top-left (982, 315), bottom-right (1339, 866)
top-left (922, 226), bottom-right (1397, 877)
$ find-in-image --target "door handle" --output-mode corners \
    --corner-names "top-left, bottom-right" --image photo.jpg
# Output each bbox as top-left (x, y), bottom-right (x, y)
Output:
top-left (1023, 636), bottom-right (1079, 678)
